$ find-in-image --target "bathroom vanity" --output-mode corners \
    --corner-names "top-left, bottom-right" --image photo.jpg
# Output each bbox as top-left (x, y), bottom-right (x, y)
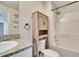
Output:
top-left (11, 47), bottom-right (32, 57)
top-left (0, 1), bottom-right (33, 57)
top-left (10, 39), bottom-right (32, 57)
top-left (0, 39), bottom-right (32, 57)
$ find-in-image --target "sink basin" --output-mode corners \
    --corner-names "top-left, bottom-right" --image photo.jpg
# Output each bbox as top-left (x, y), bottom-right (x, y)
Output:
top-left (0, 41), bottom-right (18, 53)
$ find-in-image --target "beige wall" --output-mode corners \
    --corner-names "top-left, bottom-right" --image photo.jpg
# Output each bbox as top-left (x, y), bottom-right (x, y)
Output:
top-left (19, 1), bottom-right (47, 43)
top-left (0, 3), bottom-right (19, 34)
top-left (19, 1), bottom-right (55, 46)
top-left (45, 2), bottom-right (56, 48)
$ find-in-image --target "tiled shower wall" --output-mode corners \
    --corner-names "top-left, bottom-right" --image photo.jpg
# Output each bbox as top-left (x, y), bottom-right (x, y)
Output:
top-left (55, 11), bottom-right (79, 52)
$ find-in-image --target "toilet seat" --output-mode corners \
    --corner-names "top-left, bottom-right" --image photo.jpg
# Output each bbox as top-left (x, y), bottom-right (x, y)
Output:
top-left (40, 49), bottom-right (60, 57)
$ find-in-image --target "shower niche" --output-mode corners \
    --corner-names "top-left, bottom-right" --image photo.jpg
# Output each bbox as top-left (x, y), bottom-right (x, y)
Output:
top-left (32, 11), bottom-right (49, 56)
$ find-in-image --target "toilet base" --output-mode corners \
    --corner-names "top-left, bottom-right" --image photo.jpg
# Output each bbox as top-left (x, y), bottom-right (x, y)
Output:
top-left (39, 49), bottom-right (60, 57)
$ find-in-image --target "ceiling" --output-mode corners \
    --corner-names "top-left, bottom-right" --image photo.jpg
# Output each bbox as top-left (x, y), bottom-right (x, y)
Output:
top-left (0, 1), bottom-right (77, 11)
top-left (0, 1), bottom-right (19, 10)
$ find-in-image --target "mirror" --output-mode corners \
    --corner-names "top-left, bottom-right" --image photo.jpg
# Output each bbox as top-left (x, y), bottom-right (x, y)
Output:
top-left (0, 1), bottom-right (19, 36)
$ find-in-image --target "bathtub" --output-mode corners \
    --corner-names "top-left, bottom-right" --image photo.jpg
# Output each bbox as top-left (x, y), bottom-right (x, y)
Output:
top-left (51, 34), bottom-right (79, 57)
top-left (51, 44), bottom-right (79, 57)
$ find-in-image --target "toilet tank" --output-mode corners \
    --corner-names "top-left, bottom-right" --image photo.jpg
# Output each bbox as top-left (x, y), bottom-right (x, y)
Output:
top-left (38, 39), bottom-right (46, 51)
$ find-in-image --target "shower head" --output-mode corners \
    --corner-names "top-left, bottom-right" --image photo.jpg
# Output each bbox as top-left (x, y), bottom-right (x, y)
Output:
top-left (56, 11), bottom-right (61, 15)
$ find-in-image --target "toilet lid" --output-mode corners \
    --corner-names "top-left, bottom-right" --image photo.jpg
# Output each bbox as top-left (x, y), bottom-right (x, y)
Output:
top-left (41, 49), bottom-right (59, 57)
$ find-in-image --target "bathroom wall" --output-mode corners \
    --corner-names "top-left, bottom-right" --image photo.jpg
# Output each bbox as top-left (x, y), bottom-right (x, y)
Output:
top-left (56, 14), bottom-right (79, 53)
top-left (19, 1), bottom-right (46, 43)
top-left (19, 1), bottom-right (79, 50)
top-left (52, 2), bottom-right (79, 53)
top-left (19, 1), bottom-right (55, 44)
top-left (45, 2), bottom-right (56, 48)
top-left (0, 3), bottom-right (19, 34)
top-left (57, 2), bottom-right (79, 15)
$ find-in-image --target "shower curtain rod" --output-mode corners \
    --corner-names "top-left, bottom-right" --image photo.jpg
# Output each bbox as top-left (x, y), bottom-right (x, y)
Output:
top-left (51, 1), bottom-right (79, 11)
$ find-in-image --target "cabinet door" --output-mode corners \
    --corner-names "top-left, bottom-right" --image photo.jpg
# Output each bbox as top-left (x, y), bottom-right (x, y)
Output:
top-left (43, 16), bottom-right (48, 30)
top-left (38, 13), bottom-right (48, 30)
top-left (11, 47), bottom-right (32, 57)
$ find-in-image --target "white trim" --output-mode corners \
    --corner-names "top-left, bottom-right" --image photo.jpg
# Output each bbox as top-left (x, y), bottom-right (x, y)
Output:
top-left (0, 10), bottom-right (9, 35)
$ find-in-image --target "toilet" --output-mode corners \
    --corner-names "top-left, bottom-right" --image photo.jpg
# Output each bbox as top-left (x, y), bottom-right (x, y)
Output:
top-left (38, 39), bottom-right (60, 57)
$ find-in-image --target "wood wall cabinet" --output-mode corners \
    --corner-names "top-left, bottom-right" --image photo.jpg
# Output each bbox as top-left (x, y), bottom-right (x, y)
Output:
top-left (32, 11), bottom-right (49, 57)
top-left (38, 12), bottom-right (48, 30)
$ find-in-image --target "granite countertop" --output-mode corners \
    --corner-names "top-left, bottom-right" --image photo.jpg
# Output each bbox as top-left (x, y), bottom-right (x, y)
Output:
top-left (0, 39), bottom-right (32, 57)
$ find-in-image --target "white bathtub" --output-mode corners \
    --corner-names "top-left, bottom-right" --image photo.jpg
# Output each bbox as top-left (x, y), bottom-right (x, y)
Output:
top-left (52, 44), bottom-right (79, 57)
